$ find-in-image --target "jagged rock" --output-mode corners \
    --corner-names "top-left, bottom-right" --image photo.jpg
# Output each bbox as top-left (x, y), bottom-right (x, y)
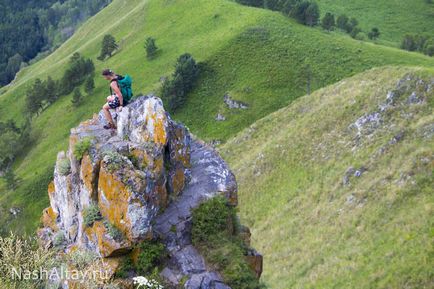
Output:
top-left (215, 114), bottom-right (226, 121)
top-left (9, 207), bottom-right (21, 216)
top-left (224, 94), bottom-right (249, 109)
top-left (40, 95), bottom-right (191, 257)
top-left (245, 249), bottom-right (263, 279)
top-left (38, 94), bottom-right (261, 288)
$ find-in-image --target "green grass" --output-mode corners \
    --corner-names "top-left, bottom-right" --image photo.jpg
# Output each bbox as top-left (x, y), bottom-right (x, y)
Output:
top-left (0, 0), bottom-right (433, 236)
top-left (315, 0), bottom-right (434, 47)
top-left (236, 1), bottom-right (434, 47)
top-left (220, 66), bottom-right (434, 288)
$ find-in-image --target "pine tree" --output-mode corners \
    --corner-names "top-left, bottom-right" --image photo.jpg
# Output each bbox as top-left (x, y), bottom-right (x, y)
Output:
top-left (25, 78), bottom-right (45, 116)
top-left (321, 12), bottom-right (335, 31)
top-left (45, 76), bottom-right (58, 104)
top-left (145, 37), bottom-right (158, 59)
top-left (161, 53), bottom-right (200, 113)
top-left (98, 34), bottom-right (118, 60)
top-left (305, 2), bottom-right (320, 27)
top-left (71, 87), bottom-right (83, 107)
top-left (84, 77), bottom-right (95, 95)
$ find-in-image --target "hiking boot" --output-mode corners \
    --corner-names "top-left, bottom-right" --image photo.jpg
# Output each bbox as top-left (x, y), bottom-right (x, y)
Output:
top-left (103, 123), bottom-right (117, 130)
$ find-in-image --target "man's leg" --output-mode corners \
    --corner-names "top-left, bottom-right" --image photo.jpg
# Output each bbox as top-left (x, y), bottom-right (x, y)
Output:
top-left (103, 103), bottom-right (115, 127)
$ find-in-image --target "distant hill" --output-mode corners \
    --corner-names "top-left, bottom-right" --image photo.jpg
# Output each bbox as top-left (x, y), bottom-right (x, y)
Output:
top-left (221, 66), bottom-right (434, 288)
top-left (0, 0), bottom-right (433, 236)
top-left (315, 0), bottom-right (434, 46)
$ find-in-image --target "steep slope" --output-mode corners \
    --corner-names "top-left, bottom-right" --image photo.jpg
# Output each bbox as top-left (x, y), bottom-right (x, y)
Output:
top-left (1, 0), bottom-right (434, 234)
top-left (220, 66), bottom-right (434, 288)
top-left (316, 0), bottom-right (434, 46)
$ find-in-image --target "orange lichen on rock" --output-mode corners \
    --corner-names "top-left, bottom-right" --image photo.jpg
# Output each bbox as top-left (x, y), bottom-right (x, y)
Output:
top-left (85, 221), bottom-right (131, 258)
top-left (170, 167), bottom-right (186, 196)
top-left (150, 112), bottom-right (168, 145)
top-left (80, 154), bottom-right (99, 200)
top-left (41, 207), bottom-right (58, 231)
top-left (130, 147), bottom-right (164, 175)
top-left (98, 164), bottom-right (133, 240)
top-left (48, 181), bottom-right (55, 199)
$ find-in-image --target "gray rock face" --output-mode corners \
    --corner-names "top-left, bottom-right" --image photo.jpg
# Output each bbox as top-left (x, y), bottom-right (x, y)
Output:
top-left (349, 74), bottom-right (434, 147)
top-left (155, 140), bottom-right (239, 288)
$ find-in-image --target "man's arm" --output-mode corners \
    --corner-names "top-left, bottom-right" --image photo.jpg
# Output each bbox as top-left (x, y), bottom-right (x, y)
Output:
top-left (111, 82), bottom-right (124, 106)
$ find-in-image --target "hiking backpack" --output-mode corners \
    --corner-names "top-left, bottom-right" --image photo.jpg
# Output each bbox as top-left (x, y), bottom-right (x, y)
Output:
top-left (112, 74), bottom-right (133, 104)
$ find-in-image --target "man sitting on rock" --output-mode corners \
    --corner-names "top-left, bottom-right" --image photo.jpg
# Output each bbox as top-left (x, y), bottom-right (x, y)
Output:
top-left (101, 69), bottom-right (124, 130)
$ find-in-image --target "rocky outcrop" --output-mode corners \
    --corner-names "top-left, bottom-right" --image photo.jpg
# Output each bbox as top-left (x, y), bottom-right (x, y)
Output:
top-left (37, 95), bottom-right (262, 288)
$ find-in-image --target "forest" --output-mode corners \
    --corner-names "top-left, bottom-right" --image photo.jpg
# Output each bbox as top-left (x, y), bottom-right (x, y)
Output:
top-left (0, 0), bottom-right (111, 86)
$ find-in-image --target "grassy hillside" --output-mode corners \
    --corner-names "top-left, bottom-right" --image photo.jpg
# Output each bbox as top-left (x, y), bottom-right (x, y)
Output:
top-left (220, 66), bottom-right (434, 288)
top-left (1, 0), bottom-right (434, 234)
top-left (316, 0), bottom-right (434, 47)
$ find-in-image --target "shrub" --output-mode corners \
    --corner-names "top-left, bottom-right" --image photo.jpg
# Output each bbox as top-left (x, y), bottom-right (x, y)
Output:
top-left (57, 158), bottom-right (71, 176)
top-left (191, 197), bottom-right (264, 289)
top-left (368, 27), bottom-right (380, 40)
top-left (115, 257), bottom-right (134, 278)
top-left (191, 196), bottom-right (236, 243)
top-left (145, 37), bottom-right (159, 59)
top-left (350, 26), bottom-right (362, 39)
top-left (336, 14), bottom-right (349, 30)
top-left (71, 87), bottom-right (83, 107)
top-left (102, 150), bottom-right (124, 172)
top-left (73, 137), bottom-right (93, 160)
top-left (103, 219), bottom-right (124, 242)
top-left (2, 169), bottom-right (19, 190)
top-left (136, 240), bottom-right (166, 274)
top-left (67, 249), bottom-right (99, 271)
top-left (53, 230), bottom-right (66, 247)
top-left (83, 203), bottom-right (102, 227)
top-left (321, 12), bottom-right (335, 31)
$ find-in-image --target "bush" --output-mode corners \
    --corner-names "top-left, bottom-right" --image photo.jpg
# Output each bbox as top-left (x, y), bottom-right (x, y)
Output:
top-left (136, 240), bottom-right (166, 274)
top-left (73, 137), bottom-right (93, 160)
top-left (336, 14), bottom-right (349, 30)
top-left (83, 203), bottom-right (102, 227)
top-left (115, 257), bottom-right (134, 278)
top-left (57, 158), bottom-right (71, 176)
top-left (2, 169), bottom-right (19, 190)
top-left (71, 87), bottom-right (83, 107)
top-left (53, 230), bottom-right (66, 247)
top-left (191, 197), bottom-right (264, 289)
top-left (103, 219), bottom-right (124, 242)
top-left (191, 196), bottom-right (236, 243)
top-left (102, 150), bottom-right (124, 172)
top-left (290, 1), bottom-right (320, 27)
top-left (160, 53), bottom-right (200, 112)
top-left (321, 12), bottom-right (335, 31)
top-left (368, 27), bottom-right (380, 40)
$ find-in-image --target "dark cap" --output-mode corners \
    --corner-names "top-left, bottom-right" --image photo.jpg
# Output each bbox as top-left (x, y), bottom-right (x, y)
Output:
top-left (102, 69), bottom-right (114, 76)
